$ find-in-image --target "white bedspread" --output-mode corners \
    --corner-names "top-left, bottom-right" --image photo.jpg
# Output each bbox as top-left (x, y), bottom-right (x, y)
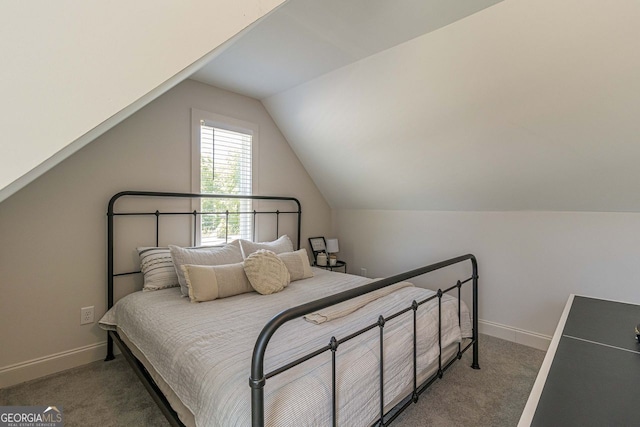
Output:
top-left (100, 268), bottom-right (472, 426)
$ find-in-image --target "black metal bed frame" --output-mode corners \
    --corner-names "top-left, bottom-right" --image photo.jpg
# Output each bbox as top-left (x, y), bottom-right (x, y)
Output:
top-left (104, 191), bottom-right (479, 427)
top-left (251, 255), bottom-right (479, 427)
top-left (105, 191), bottom-right (302, 426)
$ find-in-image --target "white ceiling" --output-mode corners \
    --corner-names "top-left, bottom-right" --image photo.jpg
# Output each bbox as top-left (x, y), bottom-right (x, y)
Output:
top-left (191, 0), bottom-right (503, 99)
top-left (195, 0), bottom-right (640, 213)
top-left (0, 0), bottom-right (285, 204)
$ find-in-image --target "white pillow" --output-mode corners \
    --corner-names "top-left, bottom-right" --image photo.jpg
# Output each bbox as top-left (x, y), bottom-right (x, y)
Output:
top-left (181, 262), bottom-right (253, 303)
top-left (277, 249), bottom-right (314, 282)
top-left (169, 241), bottom-right (244, 296)
top-left (243, 250), bottom-right (290, 295)
top-left (137, 247), bottom-right (179, 291)
top-left (239, 235), bottom-right (293, 258)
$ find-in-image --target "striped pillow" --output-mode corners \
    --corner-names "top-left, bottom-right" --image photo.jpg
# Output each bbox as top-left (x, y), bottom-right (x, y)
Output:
top-left (137, 247), bottom-right (179, 291)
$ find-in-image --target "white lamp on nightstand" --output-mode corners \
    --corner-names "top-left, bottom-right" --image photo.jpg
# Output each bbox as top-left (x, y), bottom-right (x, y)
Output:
top-left (326, 238), bottom-right (339, 266)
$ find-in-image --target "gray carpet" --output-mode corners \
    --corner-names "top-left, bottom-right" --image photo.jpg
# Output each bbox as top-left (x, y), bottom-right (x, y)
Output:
top-left (0, 334), bottom-right (544, 426)
top-left (393, 335), bottom-right (545, 426)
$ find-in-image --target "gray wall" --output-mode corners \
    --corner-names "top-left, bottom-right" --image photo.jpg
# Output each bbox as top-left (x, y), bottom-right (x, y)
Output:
top-left (0, 79), bottom-right (331, 386)
top-left (264, 0), bottom-right (640, 212)
top-left (334, 209), bottom-right (640, 349)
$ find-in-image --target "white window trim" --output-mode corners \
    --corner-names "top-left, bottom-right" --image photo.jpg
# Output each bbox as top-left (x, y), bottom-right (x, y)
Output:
top-left (190, 108), bottom-right (259, 245)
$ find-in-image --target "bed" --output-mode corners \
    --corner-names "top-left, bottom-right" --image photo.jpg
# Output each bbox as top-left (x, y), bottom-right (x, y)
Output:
top-left (100, 191), bottom-right (479, 427)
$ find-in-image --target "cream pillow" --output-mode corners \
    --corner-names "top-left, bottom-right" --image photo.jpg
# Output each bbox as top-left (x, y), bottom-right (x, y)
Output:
top-left (239, 235), bottom-right (293, 258)
top-left (278, 248), bottom-right (314, 282)
top-left (181, 262), bottom-right (253, 303)
top-left (169, 241), bottom-right (244, 296)
top-left (244, 250), bottom-right (290, 295)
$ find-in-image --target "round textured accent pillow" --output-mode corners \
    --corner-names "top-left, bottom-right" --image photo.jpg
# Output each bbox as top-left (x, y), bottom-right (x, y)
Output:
top-left (244, 249), bottom-right (291, 295)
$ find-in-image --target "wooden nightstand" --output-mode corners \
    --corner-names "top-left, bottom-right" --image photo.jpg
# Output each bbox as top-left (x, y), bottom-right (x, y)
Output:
top-left (313, 260), bottom-right (347, 273)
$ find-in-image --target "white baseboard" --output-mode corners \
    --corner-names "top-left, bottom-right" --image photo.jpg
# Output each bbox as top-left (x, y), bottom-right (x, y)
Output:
top-left (479, 319), bottom-right (551, 351)
top-left (0, 342), bottom-right (115, 389)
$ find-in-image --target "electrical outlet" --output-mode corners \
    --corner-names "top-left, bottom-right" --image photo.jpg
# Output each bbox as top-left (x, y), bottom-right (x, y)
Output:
top-left (81, 306), bottom-right (94, 325)
top-left (360, 268), bottom-right (367, 277)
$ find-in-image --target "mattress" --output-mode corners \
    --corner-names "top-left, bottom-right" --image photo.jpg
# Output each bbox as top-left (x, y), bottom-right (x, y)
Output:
top-left (118, 326), bottom-right (197, 426)
top-left (100, 268), bottom-right (472, 426)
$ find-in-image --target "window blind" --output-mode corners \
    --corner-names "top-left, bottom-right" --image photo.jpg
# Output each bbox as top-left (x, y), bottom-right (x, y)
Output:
top-left (200, 122), bottom-right (252, 245)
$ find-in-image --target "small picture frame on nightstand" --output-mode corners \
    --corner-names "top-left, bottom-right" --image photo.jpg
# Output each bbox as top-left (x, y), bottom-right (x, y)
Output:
top-left (308, 237), bottom-right (326, 262)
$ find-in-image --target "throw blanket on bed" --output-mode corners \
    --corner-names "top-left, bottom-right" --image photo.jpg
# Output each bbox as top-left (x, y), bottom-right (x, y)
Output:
top-left (304, 281), bottom-right (414, 324)
top-left (100, 268), bottom-right (472, 427)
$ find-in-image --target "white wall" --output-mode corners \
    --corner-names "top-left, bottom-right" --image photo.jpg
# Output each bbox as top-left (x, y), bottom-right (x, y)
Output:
top-left (0, 0), bottom-right (285, 203)
top-left (334, 209), bottom-right (640, 348)
top-left (0, 79), bottom-right (331, 387)
top-left (264, 0), bottom-right (640, 212)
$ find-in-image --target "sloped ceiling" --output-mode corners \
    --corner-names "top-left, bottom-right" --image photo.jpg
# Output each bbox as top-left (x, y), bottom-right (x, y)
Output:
top-left (192, 0), bottom-right (502, 99)
top-left (0, 0), bottom-right (285, 203)
top-left (260, 0), bottom-right (640, 211)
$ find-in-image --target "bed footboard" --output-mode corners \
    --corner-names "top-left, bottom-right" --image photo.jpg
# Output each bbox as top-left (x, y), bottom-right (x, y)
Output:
top-left (250, 254), bottom-right (479, 427)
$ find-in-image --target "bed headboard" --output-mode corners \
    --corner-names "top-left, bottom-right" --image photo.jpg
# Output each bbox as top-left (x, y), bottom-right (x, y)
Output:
top-left (107, 191), bottom-right (301, 311)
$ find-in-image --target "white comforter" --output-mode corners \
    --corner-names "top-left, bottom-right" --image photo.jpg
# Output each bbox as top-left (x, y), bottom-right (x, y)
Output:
top-left (100, 269), bottom-right (472, 426)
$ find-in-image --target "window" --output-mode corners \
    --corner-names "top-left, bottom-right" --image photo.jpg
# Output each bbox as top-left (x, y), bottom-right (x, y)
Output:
top-left (192, 110), bottom-right (257, 245)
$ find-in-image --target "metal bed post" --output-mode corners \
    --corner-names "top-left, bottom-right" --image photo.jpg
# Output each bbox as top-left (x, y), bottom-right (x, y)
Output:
top-left (411, 300), bottom-right (418, 404)
top-left (457, 280), bottom-right (462, 359)
top-left (378, 315), bottom-right (386, 425)
top-left (192, 210), bottom-right (197, 246)
top-left (155, 211), bottom-right (160, 246)
top-left (252, 210), bottom-right (257, 242)
top-left (437, 289), bottom-right (443, 379)
top-left (330, 336), bottom-right (338, 427)
top-left (105, 198), bottom-right (115, 361)
top-left (471, 256), bottom-right (480, 369)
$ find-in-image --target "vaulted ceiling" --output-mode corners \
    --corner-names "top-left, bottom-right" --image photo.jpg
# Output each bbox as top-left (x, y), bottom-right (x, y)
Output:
top-left (0, 0), bottom-right (285, 203)
top-left (5, 0), bottom-right (640, 213)
top-left (194, 0), bottom-right (640, 212)
top-left (192, 0), bottom-right (502, 99)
